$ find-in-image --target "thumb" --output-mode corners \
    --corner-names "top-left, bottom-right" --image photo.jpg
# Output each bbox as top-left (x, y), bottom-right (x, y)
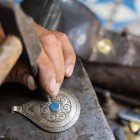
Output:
top-left (22, 73), bottom-right (37, 90)
top-left (6, 61), bottom-right (37, 90)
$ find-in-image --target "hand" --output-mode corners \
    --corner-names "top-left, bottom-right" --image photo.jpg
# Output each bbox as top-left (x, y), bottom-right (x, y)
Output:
top-left (2, 23), bottom-right (76, 98)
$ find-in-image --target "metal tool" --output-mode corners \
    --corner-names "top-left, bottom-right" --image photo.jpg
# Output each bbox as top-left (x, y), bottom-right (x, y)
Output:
top-left (0, 1), bottom-right (48, 101)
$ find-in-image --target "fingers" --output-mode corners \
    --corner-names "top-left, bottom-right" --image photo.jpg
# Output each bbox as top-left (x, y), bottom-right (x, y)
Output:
top-left (6, 53), bottom-right (60, 98)
top-left (53, 32), bottom-right (76, 77)
top-left (36, 49), bottom-right (60, 98)
top-left (39, 32), bottom-right (65, 84)
top-left (35, 23), bottom-right (76, 98)
top-left (35, 24), bottom-right (65, 88)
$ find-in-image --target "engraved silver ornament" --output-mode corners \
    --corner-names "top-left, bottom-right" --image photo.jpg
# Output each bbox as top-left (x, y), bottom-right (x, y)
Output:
top-left (12, 89), bottom-right (81, 132)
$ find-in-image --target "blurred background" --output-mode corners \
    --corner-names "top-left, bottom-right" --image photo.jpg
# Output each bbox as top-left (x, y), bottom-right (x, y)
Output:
top-left (17, 0), bottom-right (140, 139)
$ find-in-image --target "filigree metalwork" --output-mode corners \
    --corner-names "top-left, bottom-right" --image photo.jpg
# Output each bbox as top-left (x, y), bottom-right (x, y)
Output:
top-left (40, 94), bottom-right (71, 122)
top-left (12, 89), bottom-right (81, 132)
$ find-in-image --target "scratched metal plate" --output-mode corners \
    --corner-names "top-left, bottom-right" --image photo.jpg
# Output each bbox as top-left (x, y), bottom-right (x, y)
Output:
top-left (12, 89), bottom-right (81, 132)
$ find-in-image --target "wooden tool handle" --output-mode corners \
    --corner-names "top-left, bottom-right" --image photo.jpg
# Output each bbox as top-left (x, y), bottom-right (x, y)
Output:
top-left (0, 35), bottom-right (22, 85)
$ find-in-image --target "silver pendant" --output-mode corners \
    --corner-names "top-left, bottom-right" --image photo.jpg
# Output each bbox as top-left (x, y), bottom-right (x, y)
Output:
top-left (12, 89), bottom-right (81, 132)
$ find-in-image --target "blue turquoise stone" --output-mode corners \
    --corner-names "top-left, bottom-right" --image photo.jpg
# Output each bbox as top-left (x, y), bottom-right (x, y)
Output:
top-left (14, 0), bottom-right (24, 3)
top-left (49, 101), bottom-right (60, 112)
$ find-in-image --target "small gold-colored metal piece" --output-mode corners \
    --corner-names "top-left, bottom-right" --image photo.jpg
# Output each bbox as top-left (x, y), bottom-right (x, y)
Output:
top-left (129, 122), bottom-right (140, 133)
top-left (12, 89), bottom-right (81, 132)
top-left (97, 38), bottom-right (113, 54)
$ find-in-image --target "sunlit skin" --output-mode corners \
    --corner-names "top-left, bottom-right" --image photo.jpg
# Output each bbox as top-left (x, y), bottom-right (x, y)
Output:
top-left (1, 23), bottom-right (76, 98)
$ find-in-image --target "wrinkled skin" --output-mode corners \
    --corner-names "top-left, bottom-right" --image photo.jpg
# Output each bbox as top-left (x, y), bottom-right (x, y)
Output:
top-left (1, 23), bottom-right (76, 98)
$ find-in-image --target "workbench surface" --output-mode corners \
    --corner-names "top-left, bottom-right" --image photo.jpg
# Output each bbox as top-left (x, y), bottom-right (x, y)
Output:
top-left (0, 59), bottom-right (114, 140)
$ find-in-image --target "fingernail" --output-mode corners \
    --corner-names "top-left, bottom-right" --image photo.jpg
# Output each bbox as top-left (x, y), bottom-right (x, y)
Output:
top-left (27, 75), bottom-right (37, 90)
top-left (49, 81), bottom-right (61, 98)
top-left (49, 78), bottom-right (57, 92)
top-left (66, 65), bottom-right (74, 77)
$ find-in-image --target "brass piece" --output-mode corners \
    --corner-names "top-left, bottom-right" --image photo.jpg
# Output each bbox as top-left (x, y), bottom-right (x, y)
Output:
top-left (129, 122), bottom-right (140, 133)
top-left (97, 38), bottom-right (113, 54)
top-left (12, 89), bottom-right (81, 132)
top-left (124, 125), bottom-right (140, 140)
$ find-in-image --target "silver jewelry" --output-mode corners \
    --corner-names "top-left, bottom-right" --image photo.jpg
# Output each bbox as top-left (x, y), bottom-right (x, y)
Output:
top-left (12, 89), bottom-right (81, 132)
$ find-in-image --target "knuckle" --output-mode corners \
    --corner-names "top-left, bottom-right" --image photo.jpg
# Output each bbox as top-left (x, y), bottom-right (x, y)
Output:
top-left (59, 32), bottom-right (68, 40)
top-left (41, 33), bottom-right (57, 43)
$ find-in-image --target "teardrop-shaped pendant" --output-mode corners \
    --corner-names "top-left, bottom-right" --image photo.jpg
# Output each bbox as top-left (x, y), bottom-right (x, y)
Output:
top-left (12, 89), bottom-right (81, 132)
